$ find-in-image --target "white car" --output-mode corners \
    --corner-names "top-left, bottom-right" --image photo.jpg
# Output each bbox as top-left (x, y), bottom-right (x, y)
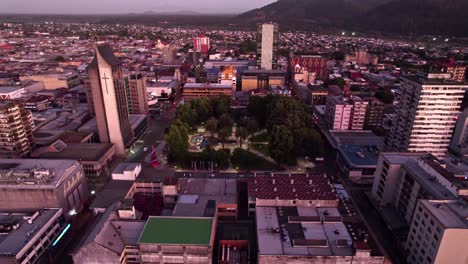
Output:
top-left (143, 147), bottom-right (148, 152)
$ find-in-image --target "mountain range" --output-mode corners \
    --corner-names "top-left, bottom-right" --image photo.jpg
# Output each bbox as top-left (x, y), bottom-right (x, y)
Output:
top-left (238, 0), bottom-right (468, 36)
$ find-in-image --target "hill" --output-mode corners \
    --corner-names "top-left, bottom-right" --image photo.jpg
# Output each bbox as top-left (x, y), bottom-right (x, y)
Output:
top-left (238, 0), bottom-right (468, 36)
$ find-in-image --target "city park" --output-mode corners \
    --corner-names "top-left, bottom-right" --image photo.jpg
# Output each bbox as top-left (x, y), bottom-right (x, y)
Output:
top-left (165, 94), bottom-right (325, 172)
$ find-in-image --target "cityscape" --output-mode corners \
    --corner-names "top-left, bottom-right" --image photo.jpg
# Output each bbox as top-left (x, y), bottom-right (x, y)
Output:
top-left (0, 1), bottom-right (467, 264)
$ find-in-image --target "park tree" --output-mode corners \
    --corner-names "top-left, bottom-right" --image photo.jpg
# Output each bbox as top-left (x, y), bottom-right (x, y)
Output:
top-left (246, 118), bottom-right (259, 138)
top-left (165, 122), bottom-right (190, 162)
top-left (218, 113), bottom-right (234, 130)
top-left (235, 126), bottom-right (249, 148)
top-left (213, 94), bottom-right (231, 117)
top-left (269, 125), bottom-right (294, 165)
top-left (205, 117), bottom-right (218, 137)
top-left (191, 98), bottom-right (213, 123)
top-left (175, 104), bottom-right (198, 127)
top-left (218, 127), bottom-right (232, 149)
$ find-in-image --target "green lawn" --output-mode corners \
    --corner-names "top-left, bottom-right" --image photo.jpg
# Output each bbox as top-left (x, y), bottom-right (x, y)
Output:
top-left (231, 148), bottom-right (279, 171)
top-left (139, 217), bottom-right (213, 245)
top-left (250, 131), bottom-right (269, 142)
top-left (250, 143), bottom-right (270, 156)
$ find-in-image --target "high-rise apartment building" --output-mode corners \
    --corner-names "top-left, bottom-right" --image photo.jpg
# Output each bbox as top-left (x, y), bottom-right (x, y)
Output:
top-left (193, 35), bottom-right (210, 54)
top-left (87, 44), bottom-right (133, 157)
top-left (364, 98), bottom-right (386, 130)
top-left (0, 101), bottom-right (34, 158)
top-left (125, 73), bottom-right (149, 115)
top-left (387, 74), bottom-right (468, 157)
top-left (446, 64), bottom-right (466, 83)
top-left (449, 108), bottom-right (468, 156)
top-left (257, 23), bottom-right (278, 70)
top-left (325, 95), bottom-right (368, 130)
top-left (406, 199), bottom-right (468, 264)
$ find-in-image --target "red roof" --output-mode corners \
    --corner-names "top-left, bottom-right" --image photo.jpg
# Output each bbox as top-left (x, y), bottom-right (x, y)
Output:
top-left (248, 173), bottom-right (337, 201)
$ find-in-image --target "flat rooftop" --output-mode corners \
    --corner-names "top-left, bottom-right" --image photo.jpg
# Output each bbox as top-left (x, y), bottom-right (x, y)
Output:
top-left (248, 173), bottom-right (337, 201)
top-left (403, 160), bottom-right (457, 200)
top-left (184, 83), bottom-right (232, 89)
top-left (39, 143), bottom-right (113, 161)
top-left (0, 209), bottom-right (61, 255)
top-left (329, 130), bottom-right (384, 149)
top-left (421, 200), bottom-right (468, 228)
top-left (0, 159), bottom-right (80, 189)
top-left (339, 145), bottom-right (380, 168)
top-left (138, 217), bottom-right (213, 245)
top-left (112, 163), bottom-right (140, 175)
top-left (173, 178), bottom-right (237, 217)
top-left (0, 86), bottom-right (23, 93)
top-left (256, 206), bottom-right (353, 257)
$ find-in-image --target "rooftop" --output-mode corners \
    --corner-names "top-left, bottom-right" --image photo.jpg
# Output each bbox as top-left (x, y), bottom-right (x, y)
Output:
top-left (173, 178), bottom-right (237, 217)
top-left (403, 160), bottom-right (457, 200)
top-left (88, 43), bottom-right (122, 69)
top-left (421, 200), bottom-right (468, 228)
top-left (39, 143), bottom-right (114, 162)
top-left (256, 206), bottom-right (354, 257)
top-left (329, 130), bottom-right (384, 149)
top-left (248, 173), bottom-right (336, 201)
top-left (112, 163), bottom-right (140, 175)
top-left (184, 83), bottom-right (232, 89)
top-left (0, 209), bottom-right (61, 255)
top-left (138, 217), bottom-right (213, 245)
top-left (0, 86), bottom-right (24, 93)
top-left (338, 145), bottom-right (380, 168)
top-left (0, 159), bottom-right (80, 189)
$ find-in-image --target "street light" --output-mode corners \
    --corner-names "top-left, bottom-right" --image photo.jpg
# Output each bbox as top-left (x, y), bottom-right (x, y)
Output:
top-left (90, 190), bottom-right (96, 195)
top-left (68, 209), bottom-right (77, 216)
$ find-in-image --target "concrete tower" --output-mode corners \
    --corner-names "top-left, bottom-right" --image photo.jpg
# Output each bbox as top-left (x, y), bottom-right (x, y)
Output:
top-left (87, 43), bottom-right (133, 157)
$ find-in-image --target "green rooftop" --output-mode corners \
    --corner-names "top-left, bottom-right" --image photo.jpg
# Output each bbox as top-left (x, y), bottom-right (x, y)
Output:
top-left (138, 217), bottom-right (214, 245)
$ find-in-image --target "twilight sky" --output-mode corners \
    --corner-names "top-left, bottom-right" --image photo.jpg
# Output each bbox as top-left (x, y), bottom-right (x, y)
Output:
top-left (1, 0), bottom-right (276, 14)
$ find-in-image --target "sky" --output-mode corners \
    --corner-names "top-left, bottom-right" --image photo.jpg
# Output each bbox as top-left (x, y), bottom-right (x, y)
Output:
top-left (1, 0), bottom-right (276, 14)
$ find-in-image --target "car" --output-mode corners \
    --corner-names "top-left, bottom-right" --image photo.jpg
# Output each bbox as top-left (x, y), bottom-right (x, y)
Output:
top-left (143, 147), bottom-right (148, 152)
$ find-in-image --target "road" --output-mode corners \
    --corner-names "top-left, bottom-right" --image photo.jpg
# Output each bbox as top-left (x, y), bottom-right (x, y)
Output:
top-left (126, 104), bottom-right (174, 163)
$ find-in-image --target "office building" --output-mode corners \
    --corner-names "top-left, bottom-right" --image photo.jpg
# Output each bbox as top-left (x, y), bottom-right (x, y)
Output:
top-left (193, 35), bottom-right (210, 54)
top-left (162, 45), bottom-right (177, 64)
top-left (0, 86), bottom-right (26, 99)
top-left (0, 209), bottom-right (68, 264)
top-left (139, 217), bottom-right (216, 263)
top-left (20, 72), bottom-right (80, 89)
top-left (125, 73), bottom-right (149, 115)
top-left (0, 101), bottom-right (34, 158)
top-left (0, 159), bottom-right (88, 214)
top-left (250, 172), bottom-right (382, 263)
top-left (371, 153), bottom-right (468, 225)
top-left (257, 23), bottom-right (278, 70)
top-left (256, 206), bottom-right (385, 264)
top-left (290, 55), bottom-right (328, 80)
top-left (183, 83), bottom-right (232, 102)
top-left (325, 96), bottom-right (368, 131)
top-left (387, 74), bottom-right (468, 157)
top-left (240, 69), bottom-right (286, 92)
top-left (364, 99), bottom-right (386, 130)
top-left (87, 44), bottom-right (133, 157)
top-left (248, 173), bottom-right (339, 216)
top-left (345, 47), bottom-right (378, 65)
top-left (446, 64), bottom-right (466, 82)
top-left (406, 199), bottom-right (468, 264)
top-left (38, 141), bottom-right (116, 183)
top-left (171, 178), bottom-right (237, 220)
